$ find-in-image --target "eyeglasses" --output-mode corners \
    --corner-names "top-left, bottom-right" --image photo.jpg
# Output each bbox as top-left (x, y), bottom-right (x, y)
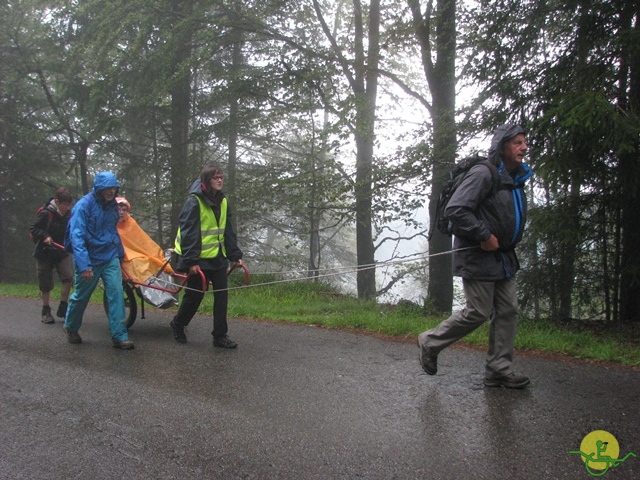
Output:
top-left (212, 175), bottom-right (224, 181)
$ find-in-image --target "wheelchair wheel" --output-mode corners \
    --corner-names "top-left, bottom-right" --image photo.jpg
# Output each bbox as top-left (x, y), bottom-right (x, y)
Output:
top-left (103, 281), bottom-right (138, 329)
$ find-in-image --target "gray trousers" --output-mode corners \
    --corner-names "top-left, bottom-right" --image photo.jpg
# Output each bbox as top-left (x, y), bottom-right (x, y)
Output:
top-left (422, 276), bottom-right (519, 375)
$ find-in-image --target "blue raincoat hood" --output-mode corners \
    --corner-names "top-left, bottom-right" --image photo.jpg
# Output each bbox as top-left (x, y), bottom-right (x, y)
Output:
top-left (92, 171), bottom-right (120, 194)
top-left (64, 171), bottom-right (124, 271)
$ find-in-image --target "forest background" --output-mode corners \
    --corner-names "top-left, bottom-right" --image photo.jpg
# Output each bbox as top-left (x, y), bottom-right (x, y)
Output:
top-left (1, 0), bottom-right (639, 328)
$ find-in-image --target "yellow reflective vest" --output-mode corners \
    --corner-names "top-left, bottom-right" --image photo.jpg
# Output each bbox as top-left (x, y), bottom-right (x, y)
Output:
top-left (174, 195), bottom-right (227, 258)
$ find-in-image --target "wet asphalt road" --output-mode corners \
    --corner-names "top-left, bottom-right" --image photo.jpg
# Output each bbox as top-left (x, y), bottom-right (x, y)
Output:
top-left (1, 297), bottom-right (638, 480)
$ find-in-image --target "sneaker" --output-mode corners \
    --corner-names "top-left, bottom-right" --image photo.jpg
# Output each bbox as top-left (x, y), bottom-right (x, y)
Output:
top-left (483, 372), bottom-right (530, 389)
top-left (41, 306), bottom-right (55, 324)
top-left (170, 319), bottom-right (187, 343)
top-left (63, 328), bottom-right (82, 344)
top-left (112, 340), bottom-right (135, 350)
top-left (417, 333), bottom-right (438, 375)
top-left (213, 335), bottom-right (237, 349)
top-left (56, 301), bottom-right (68, 319)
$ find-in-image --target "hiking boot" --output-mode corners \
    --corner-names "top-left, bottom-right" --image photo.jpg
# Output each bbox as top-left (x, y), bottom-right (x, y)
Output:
top-left (484, 372), bottom-right (530, 389)
top-left (112, 340), bottom-right (135, 350)
top-left (170, 319), bottom-right (187, 343)
top-left (56, 301), bottom-right (68, 319)
top-left (41, 306), bottom-right (55, 324)
top-left (63, 328), bottom-right (82, 344)
top-left (417, 333), bottom-right (438, 375)
top-left (213, 335), bottom-right (237, 349)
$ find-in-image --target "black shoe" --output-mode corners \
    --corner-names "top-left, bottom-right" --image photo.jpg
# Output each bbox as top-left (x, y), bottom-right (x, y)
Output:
top-left (56, 301), bottom-right (68, 319)
top-left (63, 328), bottom-right (82, 344)
top-left (213, 335), bottom-right (237, 349)
top-left (483, 372), bottom-right (530, 389)
top-left (41, 306), bottom-right (55, 324)
top-left (170, 319), bottom-right (187, 343)
top-left (417, 334), bottom-right (437, 375)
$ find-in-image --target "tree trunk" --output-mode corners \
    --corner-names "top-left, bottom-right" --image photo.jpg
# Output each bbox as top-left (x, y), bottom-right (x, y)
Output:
top-left (354, 0), bottom-right (380, 300)
top-left (0, 196), bottom-right (5, 283)
top-left (428, 92), bottom-right (456, 312)
top-left (354, 123), bottom-right (376, 299)
top-left (308, 140), bottom-right (321, 279)
top-left (312, 0), bottom-right (380, 299)
top-left (619, 150), bottom-right (640, 323)
top-left (409, 0), bottom-right (457, 312)
top-left (152, 107), bottom-right (165, 246)
top-left (227, 34), bottom-right (243, 234)
top-left (169, 0), bottom-right (193, 235)
top-left (618, 0), bottom-right (640, 322)
top-left (558, 178), bottom-right (580, 320)
top-left (76, 140), bottom-right (90, 194)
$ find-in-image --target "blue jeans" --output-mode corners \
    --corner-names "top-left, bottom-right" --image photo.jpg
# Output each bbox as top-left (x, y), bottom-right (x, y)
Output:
top-left (64, 257), bottom-right (128, 343)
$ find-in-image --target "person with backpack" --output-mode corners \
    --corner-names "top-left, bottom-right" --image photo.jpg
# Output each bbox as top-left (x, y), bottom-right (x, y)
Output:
top-left (29, 187), bottom-right (74, 324)
top-left (63, 172), bottom-right (134, 350)
top-left (170, 164), bottom-right (245, 348)
top-left (418, 124), bottom-right (534, 388)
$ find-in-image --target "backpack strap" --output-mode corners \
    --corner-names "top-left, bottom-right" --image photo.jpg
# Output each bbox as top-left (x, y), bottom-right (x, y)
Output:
top-left (482, 161), bottom-right (500, 195)
top-left (482, 160), bottom-right (519, 196)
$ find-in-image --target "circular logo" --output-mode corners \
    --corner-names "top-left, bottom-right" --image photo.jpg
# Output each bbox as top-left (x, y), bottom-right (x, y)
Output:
top-left (579, 430), bottom-right (620, 472)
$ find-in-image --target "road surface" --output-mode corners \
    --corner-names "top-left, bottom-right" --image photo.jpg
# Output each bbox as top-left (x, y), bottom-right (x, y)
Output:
top-left (1, 297), bottom-right (638, 479)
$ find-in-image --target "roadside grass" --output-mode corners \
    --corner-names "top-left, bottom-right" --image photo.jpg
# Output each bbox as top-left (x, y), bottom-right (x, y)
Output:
top-left (3, 279), bottom-right (638, 367)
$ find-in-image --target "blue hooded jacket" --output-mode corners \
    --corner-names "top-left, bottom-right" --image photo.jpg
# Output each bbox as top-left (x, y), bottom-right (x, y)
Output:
top-left (65, 172), bottom-right (124, 272)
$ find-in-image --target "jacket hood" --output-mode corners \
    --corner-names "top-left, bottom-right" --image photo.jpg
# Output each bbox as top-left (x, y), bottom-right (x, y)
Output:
top-left (44, 197), bottom-right (57, 212)
top-left (116, 196), bottom-right (130, 212)
top-left (187, 177), bottom-right (225, 206)
top-left (92, 172), bottom-right (120, 194)
top-left (188, 178), bottom-right (204, 195)
top-left (487, 124), bottom-right (526, 166)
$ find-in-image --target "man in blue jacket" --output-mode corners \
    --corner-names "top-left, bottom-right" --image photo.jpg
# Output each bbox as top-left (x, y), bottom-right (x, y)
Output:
top-left (63, 172), bottom-right (134, 350)
top-left (418, 124), bottom-right (533, 388)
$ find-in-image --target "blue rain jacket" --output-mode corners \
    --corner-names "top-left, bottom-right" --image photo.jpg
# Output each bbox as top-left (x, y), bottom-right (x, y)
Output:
top-left (65, 172), bottom-right (124, 272)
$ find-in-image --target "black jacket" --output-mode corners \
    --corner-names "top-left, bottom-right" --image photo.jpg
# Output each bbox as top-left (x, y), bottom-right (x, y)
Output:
top-left (175, 179), bottom-right (243, 272)
top-left (29, 198), bottom-right (71, 261)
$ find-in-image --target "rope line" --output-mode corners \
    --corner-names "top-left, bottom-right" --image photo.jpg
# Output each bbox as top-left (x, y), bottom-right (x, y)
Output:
top-left (240, 250), bottom-right (433, 277)
top-left (147, 246), bottom-right (477, 295)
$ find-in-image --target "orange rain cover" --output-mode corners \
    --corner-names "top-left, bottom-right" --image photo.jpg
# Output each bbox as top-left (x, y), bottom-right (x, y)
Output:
top-left (117, 216), bottom-right (173, 283)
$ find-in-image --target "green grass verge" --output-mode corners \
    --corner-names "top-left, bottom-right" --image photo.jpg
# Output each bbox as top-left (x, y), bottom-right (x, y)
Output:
top-left (3, 279), bottom-right (638, 367)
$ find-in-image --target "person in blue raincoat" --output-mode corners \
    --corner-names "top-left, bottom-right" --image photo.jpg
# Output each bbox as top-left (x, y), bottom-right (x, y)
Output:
top-left (63, 172), bottom-right (134, 350)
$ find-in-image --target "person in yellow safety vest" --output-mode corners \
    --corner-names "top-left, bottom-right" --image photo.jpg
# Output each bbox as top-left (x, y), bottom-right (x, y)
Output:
top-left (171, 164), bottom-right (245, 348)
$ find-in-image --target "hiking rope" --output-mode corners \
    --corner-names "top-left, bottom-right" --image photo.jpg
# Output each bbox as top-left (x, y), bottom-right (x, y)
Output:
top-left (156, 246), bottom-right (478, 295)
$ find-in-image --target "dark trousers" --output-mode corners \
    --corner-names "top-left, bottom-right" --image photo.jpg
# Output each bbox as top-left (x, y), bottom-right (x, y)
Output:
top-left (174, 267), bottom-right (229, 337)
